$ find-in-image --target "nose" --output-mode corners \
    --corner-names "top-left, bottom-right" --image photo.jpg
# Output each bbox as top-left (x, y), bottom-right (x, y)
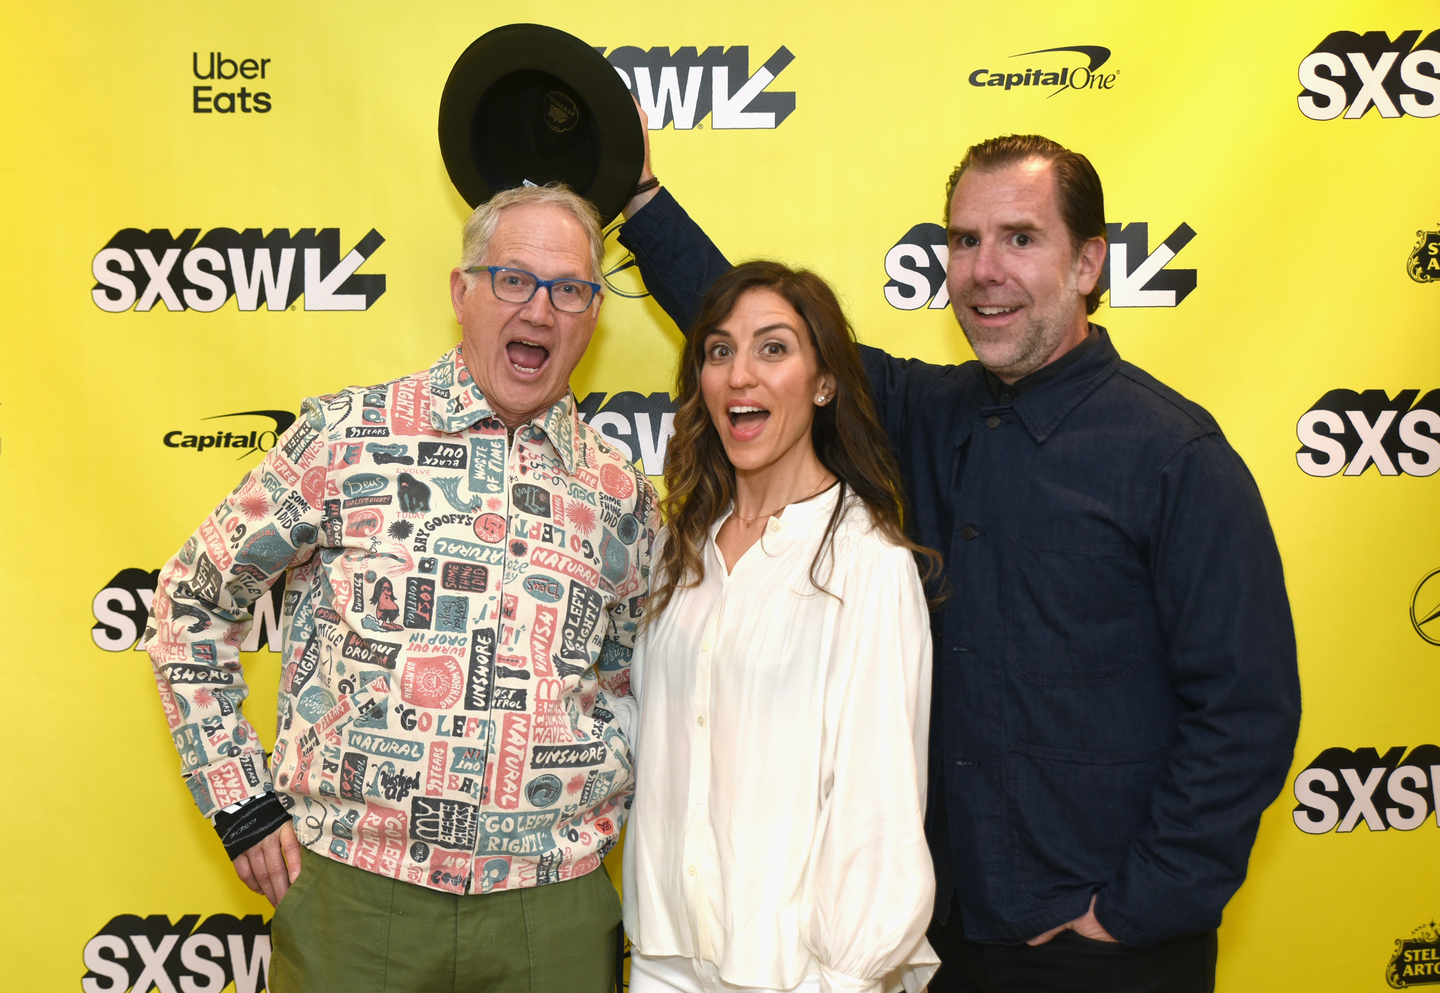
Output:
top-left (518, 284), bottom-right (557, 325)
top-left (727, 349), bottom-right (759, 389)
top-left (968, 239), bottom-right (1005, 285)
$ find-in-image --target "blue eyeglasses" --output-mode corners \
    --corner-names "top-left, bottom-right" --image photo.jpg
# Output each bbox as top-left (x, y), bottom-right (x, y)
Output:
top-left (464, 265), bottom-right (602, 313)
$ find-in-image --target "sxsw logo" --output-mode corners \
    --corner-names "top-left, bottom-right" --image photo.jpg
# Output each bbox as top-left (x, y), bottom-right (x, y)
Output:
top-left (92, 567), bottom-right (283, 654)
top-left (1295, 389), bottom-right (1440, 477)
top-left (576, 391), bottom-right (675, 476)
top-left (91, 228), bottom-right (385, 312)
top-left (882, 221), bottom-right (1196, 310)
top-left (1292, 745), bottom-right (1440, 834)
top-left (601, 45), bottom-right (795, 129)
top-left (82, 914), bottom-right (270, 993)
top-left (1297, 29), bottom-right (1440, 120)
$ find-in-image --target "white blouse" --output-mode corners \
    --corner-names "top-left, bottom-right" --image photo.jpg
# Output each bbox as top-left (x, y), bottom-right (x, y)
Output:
top-left (623, 485), bottom-right (939, 993)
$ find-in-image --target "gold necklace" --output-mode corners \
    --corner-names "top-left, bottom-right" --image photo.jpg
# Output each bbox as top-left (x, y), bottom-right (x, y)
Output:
top-left (733, 476), bottom-right (837, 528)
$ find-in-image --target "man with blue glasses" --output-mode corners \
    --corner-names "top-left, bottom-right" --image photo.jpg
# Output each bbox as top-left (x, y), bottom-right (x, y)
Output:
top-left (147, 182), bottom-right (657, 992)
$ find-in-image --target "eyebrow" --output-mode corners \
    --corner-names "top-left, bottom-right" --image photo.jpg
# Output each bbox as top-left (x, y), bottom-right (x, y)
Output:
top-left (949, 219), bottom-right (1042, 238)
top-left (498, 260), bottom-right (587, 280)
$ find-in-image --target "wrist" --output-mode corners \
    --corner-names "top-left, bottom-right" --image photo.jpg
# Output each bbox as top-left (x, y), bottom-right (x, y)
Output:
top-left (623, 175), bottom-right (660, 220)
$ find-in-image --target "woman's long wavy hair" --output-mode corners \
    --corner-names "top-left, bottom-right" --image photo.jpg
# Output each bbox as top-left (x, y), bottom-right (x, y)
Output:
top-left (648, 260), bottom-right (943, 617)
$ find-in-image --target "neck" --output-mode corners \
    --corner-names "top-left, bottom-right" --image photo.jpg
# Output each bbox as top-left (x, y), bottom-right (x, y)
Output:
top-left (732, 443), bottom-right (834, 522)
top-left (459, 341), bottom-right (559, 430)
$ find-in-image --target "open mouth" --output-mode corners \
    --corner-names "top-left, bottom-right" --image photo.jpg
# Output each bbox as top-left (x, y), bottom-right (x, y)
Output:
top-left (727, 403), bottom-right (770, 434)
top-left (505, 339), bottom-right (550, 374)
top-left (974, 305), bottom-right (1020, 316)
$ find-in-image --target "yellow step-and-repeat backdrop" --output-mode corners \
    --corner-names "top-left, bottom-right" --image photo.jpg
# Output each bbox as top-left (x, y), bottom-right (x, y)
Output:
top-left (2, 1), bottom-right (1438, 989)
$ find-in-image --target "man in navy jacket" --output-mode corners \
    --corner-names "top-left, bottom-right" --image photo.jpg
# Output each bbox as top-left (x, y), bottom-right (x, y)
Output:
top-left (616, 133), bottom-right (1300, 992)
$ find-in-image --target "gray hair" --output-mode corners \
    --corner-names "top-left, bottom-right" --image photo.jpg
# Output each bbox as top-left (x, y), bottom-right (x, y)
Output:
top-left (459, 183), bottom-right (605, 285)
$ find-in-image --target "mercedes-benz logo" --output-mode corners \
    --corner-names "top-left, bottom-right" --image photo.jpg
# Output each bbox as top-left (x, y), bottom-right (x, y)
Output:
top-left (1411, 568), bottom-right (1440, 646)
top-left (600, 220), bottom-right (651, 300)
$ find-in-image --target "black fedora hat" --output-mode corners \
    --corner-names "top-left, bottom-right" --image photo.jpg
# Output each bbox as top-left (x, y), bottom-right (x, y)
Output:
top-left (439, 23), bottom-right (643, 226)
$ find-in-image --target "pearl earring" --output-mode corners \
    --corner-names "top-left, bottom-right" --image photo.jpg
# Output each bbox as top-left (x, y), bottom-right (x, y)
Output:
top-left (815, 394), bottom-right (828, 405)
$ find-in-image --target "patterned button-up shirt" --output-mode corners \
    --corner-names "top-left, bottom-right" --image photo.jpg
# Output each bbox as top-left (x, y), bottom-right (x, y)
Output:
top-left (147, 346), bottom-right (658, 894)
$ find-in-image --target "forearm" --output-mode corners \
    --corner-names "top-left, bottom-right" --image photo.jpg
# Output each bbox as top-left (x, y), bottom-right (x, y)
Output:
top-left (1099, 439), bottom-right (1300, 944)
top-left (617, 187), bottom-right (732, 334)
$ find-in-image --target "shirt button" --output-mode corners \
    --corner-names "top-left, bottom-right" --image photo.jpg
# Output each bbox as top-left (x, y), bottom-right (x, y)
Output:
top-left (768, 519), bottom-right (781, 532)
top-left (701, 641), bottom-right (710, 652)
top-left (986, 415), bottom-right (1001, 429)
top-left (693, 793), bottom-right (703, 805)
top-left (688, 865), bottom-right (698, 875)
top-left (961, 525), bottom-right (978, 541)
top-left (696, 715), bottom-right (705, 726)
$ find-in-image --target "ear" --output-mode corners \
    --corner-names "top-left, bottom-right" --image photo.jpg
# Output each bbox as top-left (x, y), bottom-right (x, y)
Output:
top-left (1074, 236), bottom-right (1107, 297)
top-left (449, 268), bottom-right (470, 322)
top-left (816, 369), bottom-right (837, 404)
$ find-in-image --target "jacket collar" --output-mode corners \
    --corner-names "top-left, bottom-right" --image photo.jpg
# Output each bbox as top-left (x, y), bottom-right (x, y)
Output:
top-left (1002, 325), bottom-right (1121, 444)
top-left (426, 346), bottom-right (582, 474)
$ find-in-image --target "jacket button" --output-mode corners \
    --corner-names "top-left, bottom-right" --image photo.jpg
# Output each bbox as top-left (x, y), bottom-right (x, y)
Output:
top-left (961, 525), bottom-right (978, 540)
top-left (986, 416), bottom-right (1001, 429)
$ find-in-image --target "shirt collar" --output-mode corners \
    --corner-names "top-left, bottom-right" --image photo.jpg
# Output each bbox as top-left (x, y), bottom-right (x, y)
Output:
top-left (984, 325), bottom-right (1120, 444)
top-left (426, 346), bottom-right (582, 474)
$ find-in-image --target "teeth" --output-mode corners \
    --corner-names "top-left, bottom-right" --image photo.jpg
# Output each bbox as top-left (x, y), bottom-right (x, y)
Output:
top-left (730, 405), bottom-right (765, 414)
top-left (976, 306), bottom-right (1018, 315)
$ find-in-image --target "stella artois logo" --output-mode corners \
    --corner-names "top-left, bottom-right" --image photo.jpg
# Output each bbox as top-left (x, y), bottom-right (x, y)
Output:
top-left (1409, 226), bottom-right (1440, 284)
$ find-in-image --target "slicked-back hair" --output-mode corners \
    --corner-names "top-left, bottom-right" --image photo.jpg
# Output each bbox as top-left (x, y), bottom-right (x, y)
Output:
top-left (459, 183), bottom-right (604, 284)
top-left (649, 260), bottom-right (943, 619)
top-left (945, 134), bottom-right (1107, 314)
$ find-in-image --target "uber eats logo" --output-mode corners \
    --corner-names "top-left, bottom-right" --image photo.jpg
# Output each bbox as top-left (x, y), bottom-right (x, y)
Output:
top-left (601, 45), bottom-right (795, 130)
top-left (1297, 29), bottom-right (1440, 120)
top-left (1292, 745), bottom-right (1440, 834)
top-left (882, 221), bottom-right (1196, 310)
top-left (91, 228), bottom-right (385, 312)
top-left (82, 914), bottom-right (270, 993)
top-left (1295, 389), bottom-right (1440, 477)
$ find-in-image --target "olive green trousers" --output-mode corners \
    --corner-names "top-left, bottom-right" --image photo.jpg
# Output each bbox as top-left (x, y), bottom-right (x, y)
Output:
top-left (269, 848), bottom-right (621, 993)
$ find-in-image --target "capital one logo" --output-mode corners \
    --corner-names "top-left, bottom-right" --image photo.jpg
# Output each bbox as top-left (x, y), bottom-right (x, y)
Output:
top-left (1297, 29), bottom-right (1440, 120)
top-left (601, 45), bottom-right (795, 129)
top-left (91, 227), bottom-right (385, 312)
top-left (1295, 389), bottom-right (1440, 477)
top-left (882, 220), bottom-right (1196, 311)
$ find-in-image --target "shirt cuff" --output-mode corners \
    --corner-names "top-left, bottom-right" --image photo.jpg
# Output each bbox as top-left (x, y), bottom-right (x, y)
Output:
top-left (819, 965), bottom-right (883, 993)
top-left (212, 791), bottom-right (290, 860)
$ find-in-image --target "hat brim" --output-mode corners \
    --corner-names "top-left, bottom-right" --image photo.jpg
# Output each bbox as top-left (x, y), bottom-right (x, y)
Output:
top-left (439, 23), bottom-right (643, 226)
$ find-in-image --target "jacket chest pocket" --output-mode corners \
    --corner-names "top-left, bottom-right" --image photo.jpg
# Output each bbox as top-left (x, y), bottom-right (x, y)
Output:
top-left (1002, 537), bottom-right (1149, 686)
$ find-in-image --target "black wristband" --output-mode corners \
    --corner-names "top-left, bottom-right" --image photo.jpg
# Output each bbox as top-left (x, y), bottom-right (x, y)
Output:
top-left (213, 792), bottom-right (291, 861)
top-left (633, 176), bottom-right (660, 197)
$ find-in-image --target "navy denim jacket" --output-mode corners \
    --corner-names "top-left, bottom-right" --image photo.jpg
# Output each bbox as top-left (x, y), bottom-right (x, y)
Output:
top-left (619, 190), bottom-right (1300, 947)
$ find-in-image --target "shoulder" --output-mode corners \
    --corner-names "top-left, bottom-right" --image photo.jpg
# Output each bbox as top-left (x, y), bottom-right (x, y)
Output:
top-left (306, 365), bottom-right (432, 437)
top-left (830, 494), bottom-right (920, 574)
top-left (1079, 361), bottom-right (1225, 460)
top-left (1109, 363), bottom-right (1220, 432)
top-left (862, 343), bottom-right (986, 397)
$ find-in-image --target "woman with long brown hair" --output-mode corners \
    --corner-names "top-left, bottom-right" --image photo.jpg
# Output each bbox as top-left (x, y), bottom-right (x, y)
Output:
top-left (622, 261), bottom-right (940, 993)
